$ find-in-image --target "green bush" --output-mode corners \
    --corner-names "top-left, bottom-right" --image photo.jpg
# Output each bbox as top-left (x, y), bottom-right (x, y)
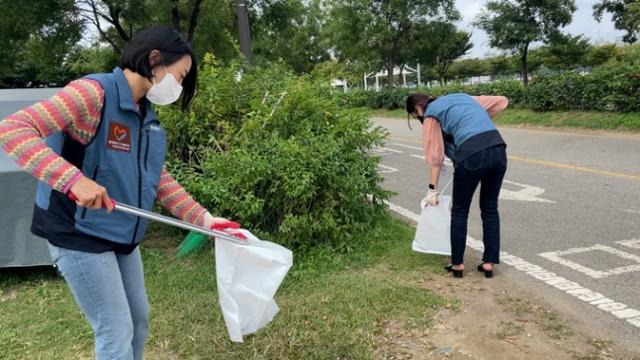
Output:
top-left (337, 80), bottom-right (528, 111)
top-left (340, 64), bottom-right (639, 113)
top-left (334, 88), bottom-right (370, 108)
top-left (529, 65), bottom-right (640, 112)
top-left (158, 55), bottom-right (391, 251)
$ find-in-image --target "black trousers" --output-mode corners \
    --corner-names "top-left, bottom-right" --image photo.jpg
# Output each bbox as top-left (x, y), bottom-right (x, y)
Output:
top-left (450, 145), bottom-right (507, 265)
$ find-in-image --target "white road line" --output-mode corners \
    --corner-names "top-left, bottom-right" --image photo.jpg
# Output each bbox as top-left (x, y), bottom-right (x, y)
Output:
top-left (402, 159), bottom-right (555, 203)
top-left (375, 147), bottom-right (403, 154)
top-left (617, 239), bottom-right (640, 249)
top-left (539, 245), bottom-right (640, 279)
top-left (501, 180), bottom-right (555, 203)
top-left (378, 164), bottom-right (399, 173)
top-left (390, 143), bottom-right (423, 151)
top-left (386, 200), bottom-right (640, 329)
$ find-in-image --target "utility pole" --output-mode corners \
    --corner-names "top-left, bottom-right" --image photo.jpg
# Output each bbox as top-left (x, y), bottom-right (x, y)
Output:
top-left (235, 0), bottom-right (252, 63)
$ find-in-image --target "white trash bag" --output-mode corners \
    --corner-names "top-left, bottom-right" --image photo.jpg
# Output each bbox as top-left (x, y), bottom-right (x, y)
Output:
top-left (215, 229), bottom-right (293, 342)
top-left (412, 195), bottom-right (452, 256)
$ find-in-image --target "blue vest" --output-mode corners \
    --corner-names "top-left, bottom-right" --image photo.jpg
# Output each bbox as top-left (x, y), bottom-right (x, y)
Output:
top-left (425, 93), bottom-right (498, 160)
top-left (34, 68), bottom-right (167, 246)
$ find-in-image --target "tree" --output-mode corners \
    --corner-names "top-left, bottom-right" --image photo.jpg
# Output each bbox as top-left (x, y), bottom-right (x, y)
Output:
top-left (190, 0), bottom-right (238, 63)
top-left (403, 22), bottom-right (472, 85)
top-left (474, 0), bottom-right (576, 86)
top-left (593, 0), bottom-right (640, 43)
top-left (583, 44), bottom-right (618, 67)
top-left (525, 48), bottom-right (546, 73)
top-left (542, 33), bottom-right (591, 70)
top-left (402, 21), bottom-right (447, 78)
top-left (434, 30), bottom-right (473, 85)
top-left (67, 43), bottom-right (120, 77)
top-left (0, 0), bottom-right (83, 87)
top-left (249, 0), bottom-right (330, 73)
top-left (448, 58), bottom-right (491, 80)
top-left (489, 55), bottom-right (518, 75)
top-left (327, 0), bottom-right (458, 87)
top-left (75, 0), bottom-right (206, 53)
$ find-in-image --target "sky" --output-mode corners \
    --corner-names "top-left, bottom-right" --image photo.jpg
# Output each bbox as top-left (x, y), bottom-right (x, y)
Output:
top-left (456, 0), bottom-right (626, 58)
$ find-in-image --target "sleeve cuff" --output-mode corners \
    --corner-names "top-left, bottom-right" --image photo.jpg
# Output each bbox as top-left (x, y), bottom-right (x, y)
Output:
top-left (60, 170), bottom-right (84, 194)
top-left (194, 209), bottom-right (208, 227)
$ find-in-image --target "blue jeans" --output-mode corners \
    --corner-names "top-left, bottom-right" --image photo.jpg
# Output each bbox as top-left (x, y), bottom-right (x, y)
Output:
top-left (47, 243), bottom-right (149, 360)
top-left (451, 145), bottom-right (507, 265)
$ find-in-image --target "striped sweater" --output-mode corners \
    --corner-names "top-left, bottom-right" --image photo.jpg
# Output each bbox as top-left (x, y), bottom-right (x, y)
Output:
top-left (0, 79), bottom-right (208, 226)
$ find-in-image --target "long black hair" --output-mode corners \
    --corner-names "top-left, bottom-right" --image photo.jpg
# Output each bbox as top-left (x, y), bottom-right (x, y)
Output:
top-left (121, 26), bottom-right (197, 112)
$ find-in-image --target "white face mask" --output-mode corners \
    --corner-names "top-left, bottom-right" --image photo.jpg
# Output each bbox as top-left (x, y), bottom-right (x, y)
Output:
top-left (146, 67), bottom-right (183, 105)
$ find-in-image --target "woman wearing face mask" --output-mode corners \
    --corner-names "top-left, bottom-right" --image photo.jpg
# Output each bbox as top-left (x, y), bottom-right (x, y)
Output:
top-left (406, 93), bottom-right (509, 279)
top-left (0, 26), bottom-right (237, 359)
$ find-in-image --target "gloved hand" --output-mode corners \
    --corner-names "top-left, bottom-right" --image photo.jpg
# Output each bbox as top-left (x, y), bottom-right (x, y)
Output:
top-left (202, 212), bottom-right (247, 240)
top-left (420, 189), bottom-right (439, 207)
top-left (203, 212), bottom-right (239, 228)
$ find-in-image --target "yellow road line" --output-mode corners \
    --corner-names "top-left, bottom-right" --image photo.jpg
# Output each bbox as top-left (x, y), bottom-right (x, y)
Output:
top-left (389, 136), bottom-right (640, 181)
top-left (507, 156), bottom-right (640, 180)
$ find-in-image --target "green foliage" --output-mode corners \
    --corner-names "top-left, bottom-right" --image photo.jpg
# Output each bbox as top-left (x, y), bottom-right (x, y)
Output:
top-left (541, 33), bottom-right (592, 70)
top-left (338, 80), bottom-right (529, 110)
top-left (251, 0), bottom-right (330, 74)
top-left (583, 44), bottom-right (618, 67)
top-left (158, 55), bottom-right (391, 251)
top-left (341, 52), bottom-right (640, 114)
top-left (474, 0), bottom-right (577, 85)
top-left (67, 44), bottom-right (120, 78)
top-left (326, 0), bottom-right (459, 87)
top-left (448, 58), bottom-right (492, 79)
top-left (0, 0), bottom-right (82, 87)
top-left (366, 88), bottom-right (414, 110)
top-left (528, 65), bottom-right (640, 112)
top-left (433, 30), bottom-right (474, 85)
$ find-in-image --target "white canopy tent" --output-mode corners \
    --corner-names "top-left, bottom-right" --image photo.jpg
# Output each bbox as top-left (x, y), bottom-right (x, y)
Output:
top-left (330, 78), bottom-right (348, 93)
top-left (364, 64), bottom-right (422, 91)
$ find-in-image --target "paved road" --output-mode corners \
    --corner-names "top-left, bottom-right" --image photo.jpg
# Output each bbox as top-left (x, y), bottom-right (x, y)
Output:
top-left (373, 117), bottom-right (640, 352)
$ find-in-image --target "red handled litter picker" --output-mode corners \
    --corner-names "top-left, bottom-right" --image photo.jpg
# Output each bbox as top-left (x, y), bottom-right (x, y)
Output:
top-left (68, 192), bottom-right (247, 254)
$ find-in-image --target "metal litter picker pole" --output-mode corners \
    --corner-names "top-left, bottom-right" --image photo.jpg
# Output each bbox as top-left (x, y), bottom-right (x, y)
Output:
top-left (68, 193), bottom-right (247, 245)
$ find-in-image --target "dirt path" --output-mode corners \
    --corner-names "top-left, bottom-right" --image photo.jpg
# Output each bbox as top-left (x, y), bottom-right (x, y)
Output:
top-left (375, 253), bottom-right (640, 360)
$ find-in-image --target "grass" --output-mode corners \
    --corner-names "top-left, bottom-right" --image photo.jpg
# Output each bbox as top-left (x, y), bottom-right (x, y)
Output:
top-left (0, 216), bottom-right (451, 359)
top-left (369, 108), bottom-right (640, 132)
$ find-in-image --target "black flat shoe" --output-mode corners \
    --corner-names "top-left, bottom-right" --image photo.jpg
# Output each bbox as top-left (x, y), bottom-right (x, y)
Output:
top-left (445, 265), bottom-right (464, 278)
top-left (477, 264), bottom-right (494, 278)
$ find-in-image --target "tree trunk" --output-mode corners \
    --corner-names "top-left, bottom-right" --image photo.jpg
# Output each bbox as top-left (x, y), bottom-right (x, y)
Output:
top-left (85, 0), bottom-right (121, 53)
top-left (387, 56), bottom-right (395, 88)
top-left (387, 43), bottom-right (398, 87)
top-left (521, 43), bottom-right (530, 86)
top-left (187, 0), bottom-right (204, 43)
top-left (171, 0), bottom-right (182, 33)
top-left (106, 5), bottom-right (130, 42)
top-left (436, 55), bottom-right (445, 86)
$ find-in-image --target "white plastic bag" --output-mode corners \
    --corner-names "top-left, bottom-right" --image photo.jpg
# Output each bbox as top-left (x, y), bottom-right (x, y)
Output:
top-left (412, 195), bottom-right (452, 255)
top-left (215, 229), bottom-right (293, 342)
